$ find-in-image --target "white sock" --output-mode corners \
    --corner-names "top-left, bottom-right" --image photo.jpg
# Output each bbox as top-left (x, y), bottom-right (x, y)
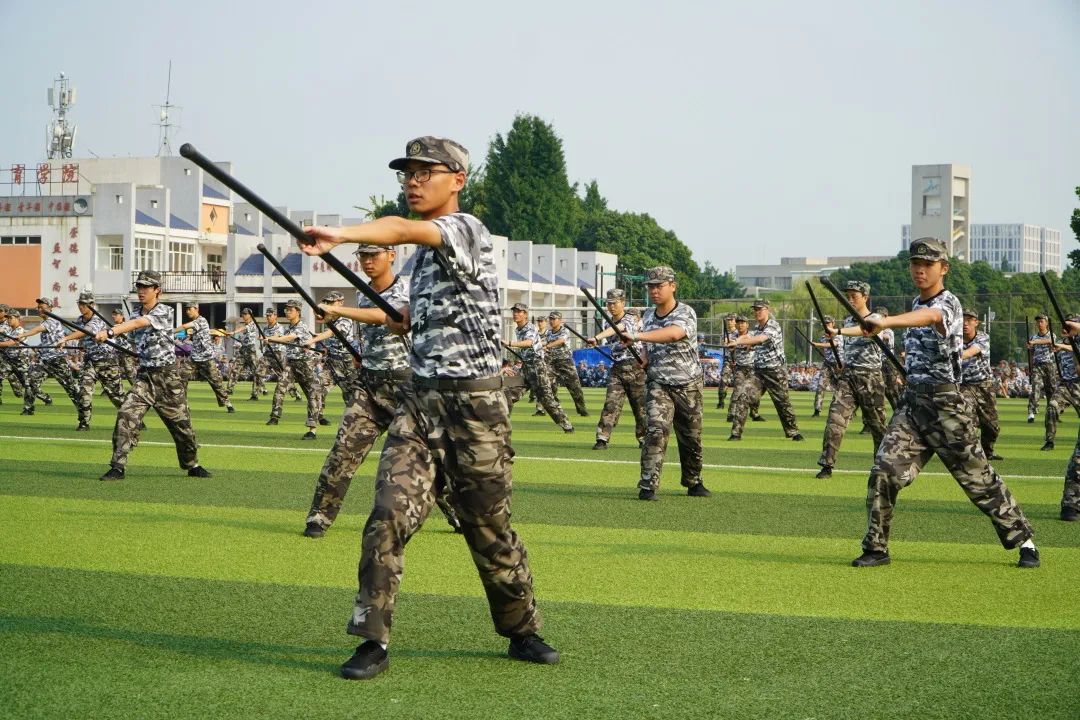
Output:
top-left (1021, 539), bottom-right (1036, 550)
top-left (378, 641), bottom-right (387, 650)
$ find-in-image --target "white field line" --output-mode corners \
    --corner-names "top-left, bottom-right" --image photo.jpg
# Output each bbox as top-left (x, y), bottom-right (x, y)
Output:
top-left (0, 434), bottom-right (1064, 481)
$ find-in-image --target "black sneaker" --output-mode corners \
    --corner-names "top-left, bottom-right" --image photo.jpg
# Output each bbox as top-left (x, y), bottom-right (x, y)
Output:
top-left (851, 550), bottom-right (890, 567)
top-left (138, 422), bottom-right (147, 430)
top-left (303, 521), bottom-right (325, 538)
top-left (75, 422), bottom-right (90, 431)
top-left (812, 410), bottom-right (821, 417)
top-left (249, 395), bottom-right (259, 401)
top-left (562, 425), bottom-right (574, 434)
top-left (815, 466), bottom-right (832, 479)
top-left (1027, 415), bottom-right (1035, 423)
top-left (340, 640), bottom-right (389, 680)
top-left (187, 466), bottom-right (212, 478)
top-left (725, 415), bottom-right (733, 422)
top-left (302, 431), bottom-right (317, 440)
top-left (226, 405), bottom-right (236, 414)
top-left (716, 402), bottom-right (725, 410)
top-left (752, 414), bottom-right (765, 422)
top-left (988, 453), bottom-right (1004, 461)
top-left (1061, 507), bottom-right (1079, 522)
top-left (43, 395), bottom-right (53, 405)
top-left (1040, 441), bottom-right (1054, 451)
top-left (592, 439), bottom-right (609, 450)
top-left (1017, 546), bottom-right (1040, 569)
top-left (532, 409), bottom-right (546, 416)
top-left (687, 483), bottom-right (711, 498)
top-left (792, 434), bottom-right (804, 441)
top-left (638, 488), bottom-right (657, 501)
top-left (577, 411), bottom-right (590, 417)
top-left (508, 634), bottom-right (560, 664)
top-left (728, 434), bottom-right (741, 441)
top-left (20, 408), bottom-right (34, 416)
top-left (318, 416), bottom-right (331, 426)
top-left (859, 426), bottom-right (871, 435)
top-left (266, 417), bottom-right (279, 425)
top-left (100, 466), bottom-right (125, 481)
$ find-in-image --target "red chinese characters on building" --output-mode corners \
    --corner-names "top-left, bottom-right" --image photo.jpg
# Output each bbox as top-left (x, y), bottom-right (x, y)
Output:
top-left (36, 163), bottom-right (50, 184)
top-left (68, 283), bottom-right (78, 293)
top-left (52, 259), bottom-right (62, 269)
top-left (69, 227), bottom-right (78, 239)
top-left (52, 282), bottom-right (61, 292)
top-left (68, 266), bottom-right (79, 277)
top-left (11, 164), bottom-right (25, 184)
top-left (52, 243), bottom-right (62, 254)
top-left (62, 164), bottom-right (77, 183)
top-left (68, 242), bottom-right (79, 253)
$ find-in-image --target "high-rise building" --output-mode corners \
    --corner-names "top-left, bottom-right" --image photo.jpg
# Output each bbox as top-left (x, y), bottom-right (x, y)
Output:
top-left (910, 164), bottom-right (971, 261)
top-left (902, 223), bottom-right (1061, 272)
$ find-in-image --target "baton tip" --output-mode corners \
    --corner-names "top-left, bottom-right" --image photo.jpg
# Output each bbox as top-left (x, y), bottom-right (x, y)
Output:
top-left (178, 143), bottom-right (195, 158)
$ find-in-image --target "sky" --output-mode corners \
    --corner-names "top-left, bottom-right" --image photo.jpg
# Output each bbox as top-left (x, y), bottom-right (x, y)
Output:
top-left (1, 0), bottom-right (1076, 271)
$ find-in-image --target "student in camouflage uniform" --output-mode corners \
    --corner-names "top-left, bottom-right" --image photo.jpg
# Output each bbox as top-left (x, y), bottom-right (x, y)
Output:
top-left (0, 309), bottom-right (41, 413)
top-left (814, 282), bottom-right (887, 479)
top-left (0, 304), bottom-right (28, 401)
top-left (262, 308), bottom-right (302, 402)
top-left (6, 298), bottom-right (90, 427)
top-left (810, 315), bottom-right (843, 416)
top-left (225, 307), bottom-right (265, 400)
top-left (876, 307), bottom-right (901, 410)
top-left (57, 292), bottom-right (127, 429)
top-left (266, 299), bottom-right (325, 439)
top-left (727, 299), bottom-right (802, 441)
top-left (299, 135), bottom-right (558, 679)
top-left (959, 310), bottom-right (1002, 459)
top-left (851, 237), bottom-right (1038, 569)
top-left (586, 289), bottom-right (646, 449)
top-left (110, 308), bottom-right (139, 385)
top-left (623, 265), bottom-right (710, 500)
top-left (1056, 317), bottom-right (1080, 521)
top-left (95, 270), bottom-right (210, 481)
top-left (304, 244), bottom-right (459, 538)
top-left (716, 314), bottom-right (737, 409)
top-left (1040, 317), bottom-right (1080, 452)
top-left (176, 300), bottom-right (235, 413)
top-left (308, 290), bottom-right (361, 403)
top-left (1026, 313), bottom-right (1057, 422)
top-left (725, 315), bottom-right (761, 424)
top-left (542, 311), bottom-right (588, 416)
top-left (506, 302), bottom-right (573, 432)
top-left (531, 316), bottom-right (550, 413)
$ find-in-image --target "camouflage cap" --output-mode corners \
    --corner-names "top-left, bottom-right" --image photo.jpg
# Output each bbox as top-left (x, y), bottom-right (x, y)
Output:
top-left (284, 299), bottom-right (303, 311)
top-left (181, 298), bottom-right (200, 309)
top-left (873, 306), bottom-right (890, 316)
top-left (321, 290), bottom-right (345, 303)
top-left (77, 291), bottom-right (95, 305)
top-left (134, 269), bottom-right (163, 287)
top-left (35, 297), bottom-right (53, 307)
top-left (734, 314), bottom-right (748, 323)
top-left (1035, 312), bottom-right (1049, 321)
top-left (605, 288), bottom-right (625, 303)
top-left (843, 280), bottom-right (870, 295)
top-left (644, 266), bottom-right (676, 285)
top-left (510, 302), bottom-right (528, 312)
top-left (822, 315), bottom-right (835, 325)
top-left (751, 299), bottom-right (770, 309)
top-left (354, 244), bottom-right (388, 255)
top-left (265, 306), bottom-right (278, 316)
top-left (724, 313), bottom-right (736, 321)
top-left (1068, 314), bottom-right (1080, 324)
top-left (0, 304), bottom-right (8, 314)
top-left (389, 136), bottom-right (469, 174)
top-left (548, 311), bottom-right (562, 319)
top-left (240, 307), bottom-right (254, 317)
top-left (909, 237), bottom-right (949, 262)
top-left (962, 309), bottom-right (978, 320)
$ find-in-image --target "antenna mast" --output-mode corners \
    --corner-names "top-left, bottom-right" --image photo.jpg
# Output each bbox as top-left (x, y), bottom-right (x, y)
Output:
top-left (155, 61), bottom-right (181, 156)
top-left (46, 72), bottom-right (77, 159)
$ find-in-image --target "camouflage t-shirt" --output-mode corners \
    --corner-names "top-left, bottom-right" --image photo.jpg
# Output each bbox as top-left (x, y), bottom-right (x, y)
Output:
top-left (732, 330), bottom-right (756, 368)
top-left (544, 326), bottom-right (573, 361)
top-left (602, 312), bottom-right (644, 363)
top-left (1, 323), bottom-right (23, 360)
top-left (408, 213), bottom-right (501, 380)
top-left (74, 314), bottom-right (113, 362)
top-left (841, 316), bottom-right (881, 372)
top-left (324, 316), bottom-right (356, 361)
top-left (515, 322), bottom-right (544, 364)
top-left (642, 302), bottom-right (701, 385)
top-left (357, 275), bottom-right (410, 372)
top-left (751, 316), bottom-right (785, 370)
top-left (819, 334), bottom-right (843, 368)
top-left (37, 317), bottom-right (67, 362)
top-left (960, 331), bottom-right (991, 384)
top-left (234, 321), bottom-right (259, 349)
top-left (1030, 332), bottom-right (1054, 366)
top-left (187, 316), bottom-right (214, 362)
top-left (903, 289), bottom-right (963, 385)
top-left (284, 322), bottom-right (314, 362)
top-left (132, 303), bottom-right (177, 368)
top-left (1057, 346), bottom-right (1078, 383)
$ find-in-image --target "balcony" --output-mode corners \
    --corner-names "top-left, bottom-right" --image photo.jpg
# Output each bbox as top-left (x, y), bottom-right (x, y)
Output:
top-left (130, 270), bottom-right (226, 294)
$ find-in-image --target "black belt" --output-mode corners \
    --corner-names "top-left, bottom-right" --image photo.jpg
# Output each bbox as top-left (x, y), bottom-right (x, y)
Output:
top-left (411, 373), bottom-right (523, 391)
top-left (362, 367), bottom-right (412, 382)
top-left (909, 383), bottom-right (959, 394)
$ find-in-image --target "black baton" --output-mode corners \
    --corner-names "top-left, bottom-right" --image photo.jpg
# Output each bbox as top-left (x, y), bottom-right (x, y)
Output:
top-left (818, 279), bottom-right (906, 377)
top-left (580, 286), bottom-right (644, 365)
top-left (1039, 273), bottom-right (1080, 364)
top-left (43, 310), bottom-right (139, 358)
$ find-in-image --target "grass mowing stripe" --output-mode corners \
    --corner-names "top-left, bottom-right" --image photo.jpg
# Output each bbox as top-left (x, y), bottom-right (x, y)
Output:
top-left (1, 495), bottom-right (1077, 630)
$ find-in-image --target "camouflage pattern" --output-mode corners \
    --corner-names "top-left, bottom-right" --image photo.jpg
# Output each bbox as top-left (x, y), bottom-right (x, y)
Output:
top-left (861, 386), bottom-right (1033, 553)
top-left (731, 366), bottom-right (799, 438)
top-left (1062, 431), bottom-right (1080, 514)
top-left (132, 303), bottom-right (179, 368)
top-left (2, 325), bottom-right (36, 412)
top-left (0, 319), bottom-right (27, 397)
top-left (517, 358), bottom-right (571, 430)
top-left (600, 312), bottom-right (644, 363)
top-left (181, 358), bottom-right (232, 407)
top-left (408, 213), bottom-right (502, 379)
top-left (186, 316), bottom-right (215, 362)
top-left (909, 237), bottom-right (949, 262)
top-left (356, 277), bottom-right (410, 372)
top-left (881, 359), bottom-right (902, 410)
top-left (903, 291), bottom-right (963, 385)
top-left (1027, 360), bottom-right (1058, 418)
top-left (595, 359), bottom-right (647, 443)
top-left (514, 322), bottom-right (544, 363)
top-left (270, 353), bottom-right (325, 428)
top-left (644, 265), bottom-right (676, 284)
top-left (641, 302), bottom-right (701, 385)
top-left (546, 354), bottom-right (588, 415)
top-left (716, 329), bottom-right (738, 406)
top-left (79, 356), bottom-right (127, 422)
top-left (814, 363), bottom-right (839, 414)
top-left (1030, 331), bottom-right (1054, 366)
top-left (750, 316), bottom-right (785, 369)
top-left (639, 377), bottom-right (703, 492)
top-left (961, 381), bottom-right (1001, 457)
top-left (961, 331), bottom-right (992, 384)
top-left (821, 333), bottom-right (843, 369)
top-left (35, 317), bottom-right (67, 362)
top-left (113, 332), bottom-right (138, 383)
top-left (1044, 375), bottom-right (1080, 445)
top-left (110, 363), bottom-right (199, 471)
top-left (73, 314), bottom-right (114, 363)
top-left (40, 354), bottom-right (90, 423)
top-left (389, 135), bottom-right (469, 173)
top-left (840, 317), bottom-right (881, 371)
top-left (347, 384), bottom-right (540, 645)
top-left (227, 320), bottom-right (265, 398)
top-left (543, 325), bottom-right (573, 361)
top-left (263, 321), bottom-right (296, 399)
top-left (729, 364), bottom-right (761, 421)
top-left (817, 369), bottom-right (887, 468)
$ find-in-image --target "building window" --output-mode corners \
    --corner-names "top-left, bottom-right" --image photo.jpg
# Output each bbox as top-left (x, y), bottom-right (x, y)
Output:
top-left (132, 235), bottom-right (163, 272)
top-left (115, 194), bottom-right (124, 204)
top-left (168, 240), bottom-right (196, 271)
top-left (150, 199), bottom-right (159, 209)
top-left (1, 235), bottom-right (42, 245)
top-left (97, 244), bottom-right (124, 270)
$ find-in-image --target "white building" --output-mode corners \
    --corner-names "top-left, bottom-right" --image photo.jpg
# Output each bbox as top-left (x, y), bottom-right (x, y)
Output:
top-left (901, 224), bottom-right (1062, 272)
top-left (735, 256), bottom-right (893, 294)
top-left (910, 164), bottom-right (971, 261)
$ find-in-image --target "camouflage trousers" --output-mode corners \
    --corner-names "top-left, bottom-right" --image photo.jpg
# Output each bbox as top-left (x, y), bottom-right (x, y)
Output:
top-left (37, 355), bottom-right (90, 423)
top-left (271, 358), bottom-right (325, 428)
top-left (957, 381), bottom-right (1000, 458)
top-left (817, 369), bottom-right (886, 469)
top-left (727, 365), bottom-right (761, 421)
top-left (731, 365), bottom-right (798, 438)
top-left (80, 356), bottom-right (127, 424)
top-left (1062, 427), bottom-right (1080, 512)
top-left (1044, 379), bottom-right (1080, 444)
top-left (1027, 361), bottom-right (1058, 416)
top-left (861, 385), bottom-right (1033, 554)
top-left (882, 360), bottom-right (902, 410)
top-left (0, 354), bottom-right (26, 397)
top-left (596, 359), bottom-right (646, 443)
top-left (546, 355), bottom-right (588, 415)
top-left (227, 345), bottom-right (265, 398)
top-left (639, 377), bottom-right (703, 492)
top-left (326, 355), bottom-right (361, 402)
top-left (307, 372), bottom-right (458, 531)
top-left (5, 356), bottom-right (36, 411)
top-left (813, 364), bottom-right (839, 413)
top-left (182, 358), bottom-right (232, 407)
top-left (519, 361), bottom-right (571, 430)
top-left (119, 353), bottom-right (139, 384)
top-left (110, 364), bottom-right (199, 471)
top-left (265, 353), bottom-right (298, 399)
top-left (347, 382), bottom-right (541, 645)
top-left (716, 360), bottom-right (733, 406)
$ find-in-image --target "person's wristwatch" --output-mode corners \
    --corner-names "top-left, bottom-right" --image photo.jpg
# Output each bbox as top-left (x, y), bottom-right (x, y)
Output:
top-left (106, 328), bottom-right (115, 339)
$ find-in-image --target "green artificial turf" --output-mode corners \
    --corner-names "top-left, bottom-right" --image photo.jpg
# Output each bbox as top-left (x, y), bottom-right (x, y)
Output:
top-left (1, 382), bottom-right (1077, 719)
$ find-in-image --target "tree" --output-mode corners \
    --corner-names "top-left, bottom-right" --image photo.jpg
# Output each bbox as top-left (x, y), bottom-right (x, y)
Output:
top-left (697, 261), bottom-right (746, 299)
top-left (479, 114), bottom-right (580, 247)
top-left (1000, 256), bottom-right (1012, 272)
top-left (577, 209), bottom-right (701, 292)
